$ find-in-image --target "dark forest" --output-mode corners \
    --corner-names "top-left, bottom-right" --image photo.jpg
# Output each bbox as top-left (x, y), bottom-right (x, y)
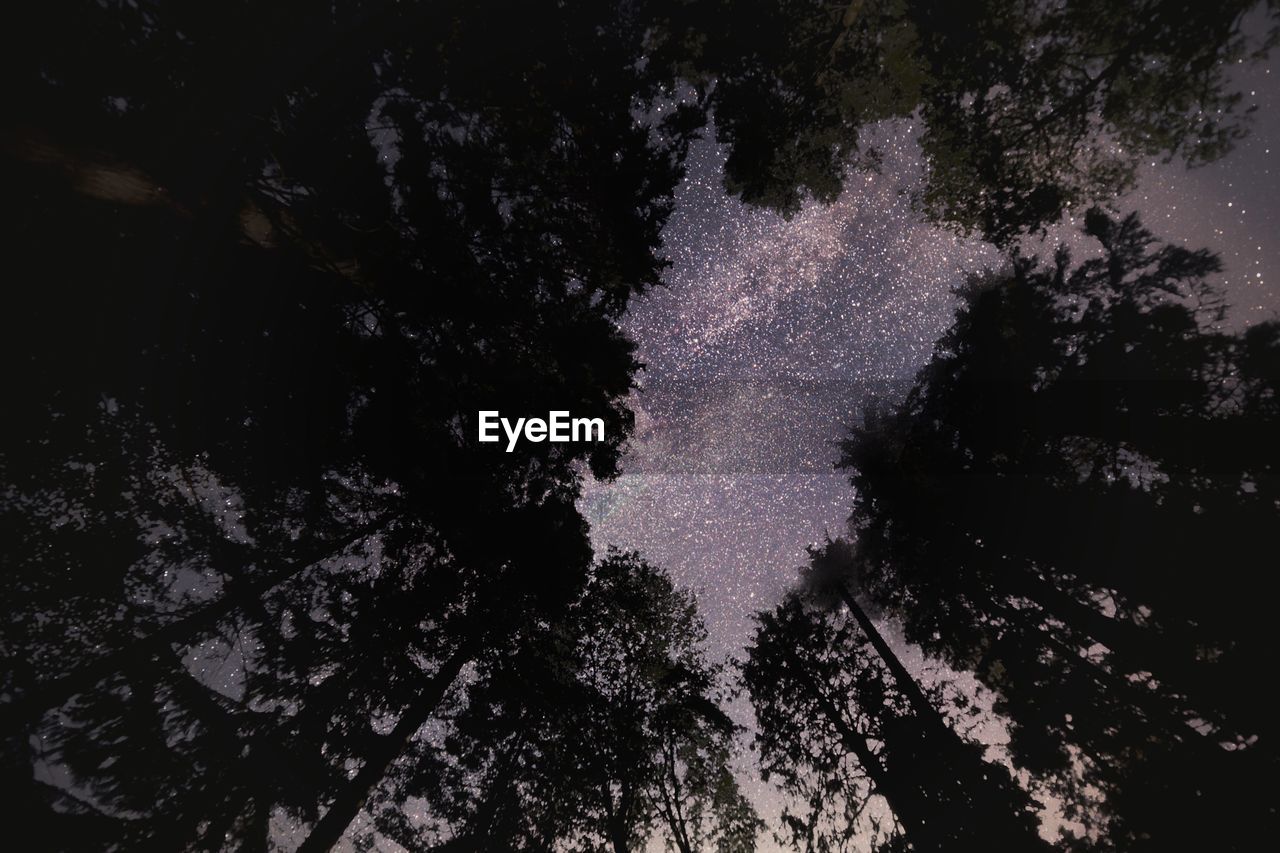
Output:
top-left (3, 2), bottom-right (1278, 851)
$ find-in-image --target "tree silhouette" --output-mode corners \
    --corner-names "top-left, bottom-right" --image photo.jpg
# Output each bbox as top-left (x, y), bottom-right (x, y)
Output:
top-left (839, 210), bottom-right (1280, 849)
top-left (2, 1), bottom-right (704, 848)
top-left (745, 544), bottom-right (1048, 852)
top-left (417, 551), bottom-right (759, 852)
top-left (653, 0), bottom-right (1278, 243)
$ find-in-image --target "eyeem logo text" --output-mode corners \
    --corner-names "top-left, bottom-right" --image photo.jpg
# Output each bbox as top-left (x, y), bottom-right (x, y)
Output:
top-left (478, 411), bottom-right (605, 452)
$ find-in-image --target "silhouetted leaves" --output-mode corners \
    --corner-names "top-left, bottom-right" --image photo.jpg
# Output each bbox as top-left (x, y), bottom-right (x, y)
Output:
top-left (2, 1), bottom-right (703, 848)
top-left (745, 546), bottom-right (1046, 852)
top-left (656, 0), bottom-right (1278, 242)
top-left (435, 551), bottom-right (759, 853)
top-left (839, 211), bottom-right (1279, 849)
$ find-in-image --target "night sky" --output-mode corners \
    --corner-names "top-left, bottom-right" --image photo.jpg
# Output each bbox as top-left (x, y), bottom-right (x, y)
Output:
top-left (580, 56), bottom-right (1280, 845)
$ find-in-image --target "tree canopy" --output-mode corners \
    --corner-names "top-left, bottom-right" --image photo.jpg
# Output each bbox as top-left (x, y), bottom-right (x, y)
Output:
top-left (658, 0), bottom-right (1279, 242)
top-left (829, 211), bottom-right (1279, 849)
top-left (3, 1), bottom-right (703, 848)
top-left (437, 551), bottom-right (759, 853)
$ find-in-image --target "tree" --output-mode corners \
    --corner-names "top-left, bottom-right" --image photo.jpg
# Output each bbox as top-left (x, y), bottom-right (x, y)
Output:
top-left (652, 0), bottom-right (1279, 243)
top-left (2, 1), bottom-right (703, 848)
top-left (434, 551), bottom-right (760, 853)
top-left (839, 210), bottom-right (1280, 849)
top-left (744, 544), bottom-right (1047, 852)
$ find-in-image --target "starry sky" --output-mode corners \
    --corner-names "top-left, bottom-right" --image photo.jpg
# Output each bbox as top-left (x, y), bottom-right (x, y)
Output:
top-left (579, 55), bottom-right (1280, 846)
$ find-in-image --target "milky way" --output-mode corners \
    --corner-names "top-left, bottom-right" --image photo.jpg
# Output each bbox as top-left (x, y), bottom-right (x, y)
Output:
top-left (581, 123), bottom-right (999, 661)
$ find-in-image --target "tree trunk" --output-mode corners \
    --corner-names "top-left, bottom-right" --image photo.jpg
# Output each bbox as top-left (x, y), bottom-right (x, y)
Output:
top-left (775, 638), bottom-right (941, 852)
top-left (608, 824), bottom-right (630, 853)
top-left (295, 641), bottom-right (476, 853)
top-left (836, 585), bottom-right (949, 736)
top-left (836, 586), bottom-right (1050, 851)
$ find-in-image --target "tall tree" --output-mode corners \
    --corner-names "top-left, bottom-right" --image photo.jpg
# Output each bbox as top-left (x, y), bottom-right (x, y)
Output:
top-left (839, 210), bottom-right (1280, 849)
top-left (745, 546), bottom-right (1047, 852)
top-left (2, 1), bottom-right (702, 848)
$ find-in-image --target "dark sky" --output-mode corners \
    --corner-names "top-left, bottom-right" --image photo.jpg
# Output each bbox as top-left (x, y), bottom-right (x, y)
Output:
top-left (580, 55), bottom-right (1280, 848)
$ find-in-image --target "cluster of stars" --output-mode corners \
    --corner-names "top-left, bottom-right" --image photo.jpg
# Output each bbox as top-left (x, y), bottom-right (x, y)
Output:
top-left (582, 123), bottom-right (999, 663)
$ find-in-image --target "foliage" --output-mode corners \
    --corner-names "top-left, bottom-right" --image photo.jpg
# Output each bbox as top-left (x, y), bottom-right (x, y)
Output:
top-left (656, 0), bottom-right (1279, 242)
top-left (840, 211), bottom-right (1280, 849)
